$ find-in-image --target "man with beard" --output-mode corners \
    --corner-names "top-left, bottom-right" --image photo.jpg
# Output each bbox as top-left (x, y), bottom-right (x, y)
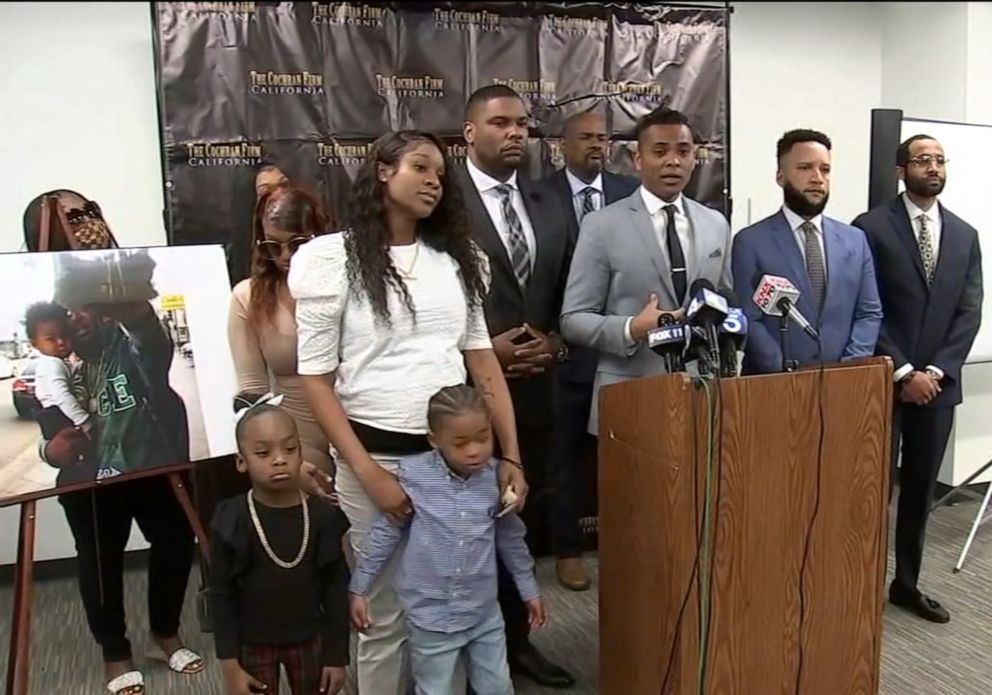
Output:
top-left (731, 129), bottom-right (882, 374)
top-left (561, 106), bottom-right (732, 430)
top-left (852, 135), bottom-right (982, 624)
top-left (456, 84), bottom-right (575, 689)
top-left (542, 110), bottom-right (638, 591)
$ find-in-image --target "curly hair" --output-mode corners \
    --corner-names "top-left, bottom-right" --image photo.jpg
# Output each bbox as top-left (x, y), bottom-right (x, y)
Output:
top-left (345, 130), bottom-right (488, 324)
top-left (250, 182), bottom-right (331, 325)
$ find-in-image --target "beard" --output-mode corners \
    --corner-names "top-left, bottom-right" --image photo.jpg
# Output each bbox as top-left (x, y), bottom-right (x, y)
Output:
top-left (783, 180), bottom-right (829, 218)
top-left (905, 172), bottom-right (945, 198)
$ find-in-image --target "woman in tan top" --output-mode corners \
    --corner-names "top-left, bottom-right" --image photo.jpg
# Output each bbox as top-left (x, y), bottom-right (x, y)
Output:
top-left (228, 182), bottom-right (333, 477)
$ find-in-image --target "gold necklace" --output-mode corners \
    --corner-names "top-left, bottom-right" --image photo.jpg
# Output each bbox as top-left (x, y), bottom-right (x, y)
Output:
top-left (394, 240), bottom-right (420, 279)
top-left (247, 490), bottom-right (310, 570)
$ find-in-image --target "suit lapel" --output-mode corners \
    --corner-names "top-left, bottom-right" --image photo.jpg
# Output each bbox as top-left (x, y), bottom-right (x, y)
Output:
top-left (519, 178), bottom-right (547, 302)
top-left (551, 169), bottom-right (580, 242)
top-left (456, 164), bottom-right (522, 301)
top-left (889, 198), bottom-right (928, 287)
top-left (628, 193), bottom-right (677, 304)
top-left (770, 211), bottom-right (814, 303)
top-left (603, 172), bottom-right (623, 205)
top-left (682, 199), bottom-right (708, 291)
top-left (820, 218), bottom-right (845, 322)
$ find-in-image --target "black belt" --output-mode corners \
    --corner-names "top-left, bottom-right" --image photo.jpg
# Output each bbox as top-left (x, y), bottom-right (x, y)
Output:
top-left (349, 420), bottom-right (431, 456)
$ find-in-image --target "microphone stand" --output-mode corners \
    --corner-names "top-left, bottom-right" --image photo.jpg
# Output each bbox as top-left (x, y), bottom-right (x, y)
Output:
top-left (779, 316), bottom-right (799, 372)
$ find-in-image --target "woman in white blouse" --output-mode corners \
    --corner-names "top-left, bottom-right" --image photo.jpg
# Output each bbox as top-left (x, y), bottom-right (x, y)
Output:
top-left (289, 130), bottom-right (528, 693)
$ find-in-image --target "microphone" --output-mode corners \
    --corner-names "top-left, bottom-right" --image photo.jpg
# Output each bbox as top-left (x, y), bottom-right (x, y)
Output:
top-left (685, 279), bottom-right (728, 375)
top-left (717, 289), bottom-right (748, 378)
top-left (648, 318), bottom-right (688, 374)
top-left (751, 275), bottom-right (820, 341)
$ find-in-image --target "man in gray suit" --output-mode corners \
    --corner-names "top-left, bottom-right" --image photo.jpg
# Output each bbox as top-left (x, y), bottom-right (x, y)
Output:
top-left (560, 106), bottom-right (732, 432)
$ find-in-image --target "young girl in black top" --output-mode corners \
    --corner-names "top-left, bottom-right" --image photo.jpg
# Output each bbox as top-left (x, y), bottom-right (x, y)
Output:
top-left (210, 397), bottom-right (350, 694)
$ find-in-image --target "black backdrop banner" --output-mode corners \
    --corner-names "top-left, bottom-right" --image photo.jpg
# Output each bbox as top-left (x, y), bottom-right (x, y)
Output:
top-left (152, 2), bottom-right (729, 259)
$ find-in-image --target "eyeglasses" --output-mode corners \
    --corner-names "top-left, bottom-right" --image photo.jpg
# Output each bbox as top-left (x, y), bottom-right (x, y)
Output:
top-left (906, 155), bottom-right (949, 168)
top-left (256, 235), bottom-right (312, 260)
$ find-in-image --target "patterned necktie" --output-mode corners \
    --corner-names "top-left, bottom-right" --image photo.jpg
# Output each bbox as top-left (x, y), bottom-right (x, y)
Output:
top-left (580, 187), bottom-right (596, 222)
top-left (496, 184), bottom-right (531, 288)
top-left (663, 205), bottom-right (687, 305)
top-left (801, 221), bottom-right (826, 308)
top-left (918, 214), bottom-right (936, 285)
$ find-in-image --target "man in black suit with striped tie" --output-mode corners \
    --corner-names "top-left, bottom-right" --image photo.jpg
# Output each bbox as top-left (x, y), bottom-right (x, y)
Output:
top-left (543, 111), bottom-right (638, 592)
top-left (455, 84), bottom-right (575, 689)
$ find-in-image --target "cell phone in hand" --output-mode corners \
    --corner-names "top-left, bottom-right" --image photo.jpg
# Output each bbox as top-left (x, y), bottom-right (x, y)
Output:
top-left (497, 502), bottom-right (516, 518)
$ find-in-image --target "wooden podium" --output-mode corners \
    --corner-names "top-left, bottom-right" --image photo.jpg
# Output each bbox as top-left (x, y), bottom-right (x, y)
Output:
top-left (598, 358), bottom-right (892, 694)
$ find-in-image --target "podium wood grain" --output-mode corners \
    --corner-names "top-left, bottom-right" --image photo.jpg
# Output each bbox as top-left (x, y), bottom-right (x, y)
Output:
top-left (598, 360), bottom-right (891, 694)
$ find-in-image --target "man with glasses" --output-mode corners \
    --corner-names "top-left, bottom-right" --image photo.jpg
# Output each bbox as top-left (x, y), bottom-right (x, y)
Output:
top-left (853, 135), bottom-right (983, 624)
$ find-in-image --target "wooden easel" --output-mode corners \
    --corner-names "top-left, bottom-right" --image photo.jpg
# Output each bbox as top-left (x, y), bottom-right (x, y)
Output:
top-left (4, 469), bottom-right (210, 695)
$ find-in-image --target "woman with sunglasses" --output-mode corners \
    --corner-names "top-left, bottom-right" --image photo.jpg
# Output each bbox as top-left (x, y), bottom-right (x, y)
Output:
top-left (289, 130), bottom-right (529, 693)
top-left (228, 182), bottom-right (336, 489)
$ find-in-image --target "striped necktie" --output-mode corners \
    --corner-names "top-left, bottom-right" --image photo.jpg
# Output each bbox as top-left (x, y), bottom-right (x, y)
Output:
top-left (580, 187), bottom-right (596, 221)
top-left (496, 184), bottom-right (531, 288)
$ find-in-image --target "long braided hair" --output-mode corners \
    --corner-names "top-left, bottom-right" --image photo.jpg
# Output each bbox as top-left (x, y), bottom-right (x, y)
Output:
top-left (344, 130), bottom-right (488, 325)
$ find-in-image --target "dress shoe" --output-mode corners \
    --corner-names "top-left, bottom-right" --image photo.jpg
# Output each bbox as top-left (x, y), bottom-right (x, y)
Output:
top-left (556, 557), bottom-right (591, 592)
top-left (509, 641), bottom-right (576, 688)
top-left (890, 589), bottom-right (950, 624)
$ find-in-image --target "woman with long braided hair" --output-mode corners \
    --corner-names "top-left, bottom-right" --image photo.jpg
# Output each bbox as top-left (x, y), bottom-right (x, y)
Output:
top-left (289, 130), bottom-right (527, 693)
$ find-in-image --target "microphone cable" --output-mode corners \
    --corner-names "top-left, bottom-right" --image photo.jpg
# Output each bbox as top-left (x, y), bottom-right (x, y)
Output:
top-left (793, 335), bottom-right (826, 694)
top-left (659, 374), bottom-right (707, 694)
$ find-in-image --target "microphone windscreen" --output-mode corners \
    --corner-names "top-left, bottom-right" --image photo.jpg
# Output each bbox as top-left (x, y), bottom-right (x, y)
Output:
top-left (689, 278), bottom-right (715, 297)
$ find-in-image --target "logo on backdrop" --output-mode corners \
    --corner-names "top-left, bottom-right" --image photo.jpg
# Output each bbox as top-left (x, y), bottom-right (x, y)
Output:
top-left (249, 70), bottom-right (325, 96)
top-left (185, 142), bottom-right (263, 167)
top-left (375, 74), bottom-right (446, 100)
top-left (543, 15), bottom-right (607, 35)
top-left (311, 3), bottom-right (385, 27)
top-left (173, 1), bottom-right (256, 15)
top-left (317, 142), bottom-right (374, 166)
top-left (445, 142), bottom-right (468, 165)
top-left (601, 80), bottom-right (666, 104)
top-left (491, 78), bottom-right (557, 104)
top-left (433, 8), bottom-right (501, 32)
top-left (547, 140), bottom-right (565, 169)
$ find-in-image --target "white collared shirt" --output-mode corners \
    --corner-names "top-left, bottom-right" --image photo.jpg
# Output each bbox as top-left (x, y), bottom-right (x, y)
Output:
top-left (466, 157), bottom-right (537, 270)
top-left (903, 192), bottom-right (942, 264)
top-left (565, 168), bottom-right (603, 223)
top-left (639, 185), bottom-right (693, 278)
top-left (782, 206), bottom-right (827, 273)
top-left (622, 186), bottom-right (693, 346)
top-left (892, 193), bottom-right (944, 382)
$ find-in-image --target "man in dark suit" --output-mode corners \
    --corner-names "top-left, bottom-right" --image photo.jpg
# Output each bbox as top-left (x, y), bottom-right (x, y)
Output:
top-left (456, 84), bottom-right (575, 688)
top-left (543, 111), bottom-right (638, 592)
top-left (853, 134), bottom-right (983, 624)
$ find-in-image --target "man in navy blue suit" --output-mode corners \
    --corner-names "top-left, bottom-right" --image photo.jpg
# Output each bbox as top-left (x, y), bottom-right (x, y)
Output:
top-left (732, 129), bottom-right (882, 374)
top-left (542, 111), bottom-right (638, 592)
top-left (853, 134), bottom-right (983, 624)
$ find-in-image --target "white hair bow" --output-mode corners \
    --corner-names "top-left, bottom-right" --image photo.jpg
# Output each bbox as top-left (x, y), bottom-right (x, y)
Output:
top-left (234, 392), bottom-right (285, 424)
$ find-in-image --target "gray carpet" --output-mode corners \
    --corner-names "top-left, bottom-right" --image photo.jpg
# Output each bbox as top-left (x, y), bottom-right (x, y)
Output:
top-left (1, 499), bottom-right (990, 694)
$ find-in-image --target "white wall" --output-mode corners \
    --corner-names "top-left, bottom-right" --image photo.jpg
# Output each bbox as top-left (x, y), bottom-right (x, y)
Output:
top-left (881, 2), bottom-right (968, 122)
top-left (0, 1), bottom-right (166, 252)
top-left (730, 2), bottom-right (883, 232)
top-left (0, 1), bottom-right (160, 564)
top-left (965, 2), bottom-right (992, 123)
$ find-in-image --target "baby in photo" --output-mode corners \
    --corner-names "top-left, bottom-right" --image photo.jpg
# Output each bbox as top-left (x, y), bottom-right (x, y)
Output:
top-left (24, 301), bottom-right (91, 463)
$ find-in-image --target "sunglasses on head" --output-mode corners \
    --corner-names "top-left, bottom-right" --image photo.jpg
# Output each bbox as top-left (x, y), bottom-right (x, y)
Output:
top-left (256, 235), bottom-right (313, 260)
top-left (64, 200), bottom-right (103, 225)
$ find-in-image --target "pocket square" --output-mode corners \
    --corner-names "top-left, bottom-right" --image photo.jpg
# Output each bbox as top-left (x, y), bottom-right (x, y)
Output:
top-left (708, 248), bottom-right (723, 259)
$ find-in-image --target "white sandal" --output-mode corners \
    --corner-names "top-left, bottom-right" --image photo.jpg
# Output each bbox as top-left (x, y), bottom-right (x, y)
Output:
top-left (106, 670), bottom-right (144, 694)
top-left (146, 646), bottom-right (206, 675)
